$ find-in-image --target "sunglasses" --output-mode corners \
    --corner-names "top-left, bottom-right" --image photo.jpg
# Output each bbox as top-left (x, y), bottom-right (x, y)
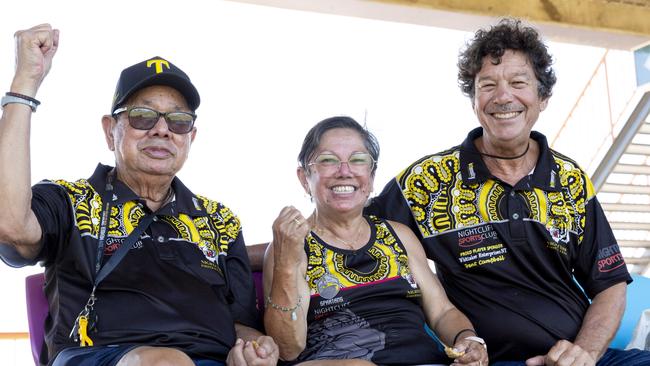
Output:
top-left (112, 106), bottom-right (196, 134)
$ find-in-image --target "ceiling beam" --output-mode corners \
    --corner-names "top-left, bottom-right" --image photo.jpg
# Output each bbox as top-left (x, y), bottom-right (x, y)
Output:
top-left (603, 203), bottom-right (650, 212)
top-left (625, 257), bottom-right (650, 265)
top-left (618, 240), bottom-right (650, 248)
top-left (626, 143), bottom-right (650, 155)
top-left (232, 0), bottom-right (650, 49)
top-left (378, 0), bottom-right (650, 37)
top-left (613, 164), bottom-right (650, 175)
top-left (601, 183), bottom-right (650, 194)
top-left (611, 222), bottom-right (650, 230)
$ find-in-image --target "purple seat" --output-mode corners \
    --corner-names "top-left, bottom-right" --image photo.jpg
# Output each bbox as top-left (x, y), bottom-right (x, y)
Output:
top-left (25, 272), bottom-right (47, 365)
top-left (25, 270), bottom-right (266, 365)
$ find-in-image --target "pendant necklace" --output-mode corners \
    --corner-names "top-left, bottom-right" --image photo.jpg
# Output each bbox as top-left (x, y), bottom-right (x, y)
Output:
top-left (315, 220), bottom-right (364, 251)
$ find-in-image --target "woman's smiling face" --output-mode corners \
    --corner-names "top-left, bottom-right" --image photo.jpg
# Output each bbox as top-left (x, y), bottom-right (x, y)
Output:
top-left (298, 127), bottom-right (375, 217)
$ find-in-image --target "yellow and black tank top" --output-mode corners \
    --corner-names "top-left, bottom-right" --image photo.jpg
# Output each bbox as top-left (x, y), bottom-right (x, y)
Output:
top-left (290, 215), bottom-right (448, 365)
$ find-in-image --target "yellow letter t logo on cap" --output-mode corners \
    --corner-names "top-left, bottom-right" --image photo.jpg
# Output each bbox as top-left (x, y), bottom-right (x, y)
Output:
top-left (146, 59), bottom-right (170, 74)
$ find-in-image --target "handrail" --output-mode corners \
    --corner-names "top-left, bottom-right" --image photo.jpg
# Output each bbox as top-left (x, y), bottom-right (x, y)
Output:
top-left (591, 91), bottom-right (650, 191)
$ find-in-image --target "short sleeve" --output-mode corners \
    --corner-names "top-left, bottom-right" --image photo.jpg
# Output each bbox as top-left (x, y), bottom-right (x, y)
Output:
top-left (0, 181), bottom-right (71, 267)
top-left (225, 231), bottom-right (259, 329)
top-left (573, 196), bottom-right (632, 298)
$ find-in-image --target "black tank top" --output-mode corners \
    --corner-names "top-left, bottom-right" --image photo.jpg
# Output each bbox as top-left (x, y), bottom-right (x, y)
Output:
top-left (291, 215), bottom-right (447, 365)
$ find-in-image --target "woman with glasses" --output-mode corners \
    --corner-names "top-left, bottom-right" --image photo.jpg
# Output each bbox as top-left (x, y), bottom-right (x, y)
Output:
top-left (263, 116), bottom-right (488, 366)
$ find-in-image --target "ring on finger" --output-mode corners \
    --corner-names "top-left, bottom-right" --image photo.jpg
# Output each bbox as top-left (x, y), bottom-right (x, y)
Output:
top-left (293, 218), bottom-right (301, 225)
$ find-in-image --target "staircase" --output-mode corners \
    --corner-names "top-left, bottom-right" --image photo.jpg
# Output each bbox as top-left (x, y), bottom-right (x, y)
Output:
top-left (592, 90), bottom-right (650, 275)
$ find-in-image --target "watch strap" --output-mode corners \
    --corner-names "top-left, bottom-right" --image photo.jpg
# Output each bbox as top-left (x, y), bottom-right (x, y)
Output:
top-left (1, 94), bottom-right (38, 112)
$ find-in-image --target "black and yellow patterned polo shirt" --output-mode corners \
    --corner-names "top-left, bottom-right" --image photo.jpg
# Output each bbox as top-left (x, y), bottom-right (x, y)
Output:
top-left (287, 216), bottom-right (447, 365)
top-left (366, 127), bottom-right (631, 362)
top-left (29, 164), bottom-right (256, 364)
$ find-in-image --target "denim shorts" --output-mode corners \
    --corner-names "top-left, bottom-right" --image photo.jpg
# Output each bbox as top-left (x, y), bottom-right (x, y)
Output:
top-left (51, 345), bottom-right (225, 366)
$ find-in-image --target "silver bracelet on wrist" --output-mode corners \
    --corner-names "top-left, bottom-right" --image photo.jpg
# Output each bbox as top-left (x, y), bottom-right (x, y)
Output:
top-left (1, 92), bottom-right (40, 112)
top-left (464, 335), bottom-right (487, 349)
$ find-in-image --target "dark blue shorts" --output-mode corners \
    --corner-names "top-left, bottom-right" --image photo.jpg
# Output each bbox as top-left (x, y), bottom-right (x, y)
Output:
top-left (51, 345), bottom-right (226, 366)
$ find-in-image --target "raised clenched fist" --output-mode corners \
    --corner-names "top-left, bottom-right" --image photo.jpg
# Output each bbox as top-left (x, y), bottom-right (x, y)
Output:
top-left (12, 24), bottom-right (59, 97)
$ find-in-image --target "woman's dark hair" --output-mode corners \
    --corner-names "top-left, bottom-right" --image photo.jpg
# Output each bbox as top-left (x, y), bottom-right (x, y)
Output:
top-left (298, 116), bottom-right (380, 175)
top-left (458, 18), bottom-right (557, 101)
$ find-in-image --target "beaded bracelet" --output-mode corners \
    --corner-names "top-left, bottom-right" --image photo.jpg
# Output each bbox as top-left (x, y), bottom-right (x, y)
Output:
top-left (266, 295), bottom-right (302, 321)
top-left (453, 328), bottom-right (477, 345)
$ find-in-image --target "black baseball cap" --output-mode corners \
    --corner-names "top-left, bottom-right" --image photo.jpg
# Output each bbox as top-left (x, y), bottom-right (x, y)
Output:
top-left (111, 56), bottom-right (200, 114)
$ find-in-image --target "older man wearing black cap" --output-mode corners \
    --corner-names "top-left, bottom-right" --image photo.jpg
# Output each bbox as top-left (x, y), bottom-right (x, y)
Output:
top-left (0, 24), bottom-right (278, 366)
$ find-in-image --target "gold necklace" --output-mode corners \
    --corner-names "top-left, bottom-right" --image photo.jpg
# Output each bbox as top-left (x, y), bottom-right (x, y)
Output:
top-left (315, 221), bottom-right (364, 251)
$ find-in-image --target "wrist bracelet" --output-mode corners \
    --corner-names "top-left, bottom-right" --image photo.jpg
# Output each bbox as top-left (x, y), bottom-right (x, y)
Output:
top-left (266, 295), bottom-right (302, 321)
top-left (464, 335), bottom-right (487, 349)
top-left (6, 92), bottom-right (40, 106)
top-left (453, 328), bottom-right (476, 345)
top-left (1, 92), bottom-right (40, 112)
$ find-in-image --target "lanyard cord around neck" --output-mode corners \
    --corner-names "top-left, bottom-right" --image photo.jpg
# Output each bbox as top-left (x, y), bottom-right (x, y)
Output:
top-left (93, 170), bottom-right (156, 286)
top-left (71, 170), bottom-right (157, 346)
top-left (93, 171), bottom-right (115, 276)
top-left (93, 174), bottom-right (237, 306)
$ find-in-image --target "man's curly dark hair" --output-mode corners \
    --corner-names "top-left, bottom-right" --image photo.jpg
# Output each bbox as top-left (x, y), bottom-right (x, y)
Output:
top-left (458, 18), bottom-right (557, 101)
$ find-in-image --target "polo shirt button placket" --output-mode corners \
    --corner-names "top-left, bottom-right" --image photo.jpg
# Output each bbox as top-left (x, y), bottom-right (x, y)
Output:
top-left (507, 188), bottom-right (526, 240)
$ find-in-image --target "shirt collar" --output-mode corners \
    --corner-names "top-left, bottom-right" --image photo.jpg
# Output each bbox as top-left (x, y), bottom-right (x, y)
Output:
top-left (459, 127), bottom-right (492, 184)
top-left (459, 127), bottom-right (562, 191)
top-left (88, 163), bottom-right (207, 216)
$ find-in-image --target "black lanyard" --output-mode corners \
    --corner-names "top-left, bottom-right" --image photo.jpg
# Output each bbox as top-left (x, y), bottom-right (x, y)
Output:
top-left (92, 171), bottom-right (156, 286)
top-left (70, 170), bottom-right (157, 346)
top-left (93, 171), bottom-right (115, 276)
